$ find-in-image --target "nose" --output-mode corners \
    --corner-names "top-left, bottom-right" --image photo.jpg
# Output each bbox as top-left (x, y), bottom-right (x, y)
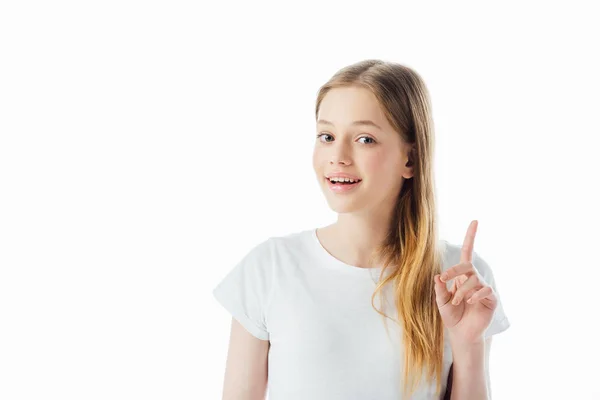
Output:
top-left (329, 143), bottom-right (352, 165)
top-left (330, 159), bottom-right (350, 166)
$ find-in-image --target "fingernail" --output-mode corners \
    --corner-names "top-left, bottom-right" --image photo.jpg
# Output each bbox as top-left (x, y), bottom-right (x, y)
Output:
top-left (452, 298), bottom-right (459, 305)
top-left (440, 274), bottom-right (447, 282)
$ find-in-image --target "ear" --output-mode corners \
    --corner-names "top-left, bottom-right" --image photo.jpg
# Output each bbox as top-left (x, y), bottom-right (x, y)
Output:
top-left (403, 144), bottom-right (416, 179)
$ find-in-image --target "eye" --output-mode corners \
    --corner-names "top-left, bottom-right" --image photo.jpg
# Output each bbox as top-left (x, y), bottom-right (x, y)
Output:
top-left (316, 133), bottom-right (376, 145)
top-left (358, 136), bottom-right (376, 145)
top-left (316, 133), bottom-right (333, 143)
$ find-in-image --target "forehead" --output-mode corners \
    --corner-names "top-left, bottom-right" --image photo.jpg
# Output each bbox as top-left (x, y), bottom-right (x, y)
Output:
top-left (317, 86), bottom-right (387, 126)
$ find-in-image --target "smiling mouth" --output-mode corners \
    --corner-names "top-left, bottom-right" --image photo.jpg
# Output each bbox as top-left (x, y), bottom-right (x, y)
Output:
top-left (329, 180), bottom-right (360, 185)
top-left (325, 177), bottom-right (363, 188)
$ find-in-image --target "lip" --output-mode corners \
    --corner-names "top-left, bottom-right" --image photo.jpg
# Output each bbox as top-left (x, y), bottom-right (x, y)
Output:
top-left (325, 172), bottom-right (362, 180)
top-left (325, 176), bottom-right (362, 193)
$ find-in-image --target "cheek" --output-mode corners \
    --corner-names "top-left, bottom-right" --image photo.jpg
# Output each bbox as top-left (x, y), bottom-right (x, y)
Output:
top-left (361, 151), bottom-right (388, 175)
top-left (312, 149), bottom-right (321, 171)
top-left (362, 152), bottom-right (403, 187)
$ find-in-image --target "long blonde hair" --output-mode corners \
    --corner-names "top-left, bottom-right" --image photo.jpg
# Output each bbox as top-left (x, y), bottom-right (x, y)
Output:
top-left (315, 59), bottom-right (445, 398)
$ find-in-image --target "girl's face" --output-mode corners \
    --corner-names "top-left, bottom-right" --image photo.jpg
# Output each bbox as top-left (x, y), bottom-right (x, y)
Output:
top-left (313, 86), bottom-right (414, 215)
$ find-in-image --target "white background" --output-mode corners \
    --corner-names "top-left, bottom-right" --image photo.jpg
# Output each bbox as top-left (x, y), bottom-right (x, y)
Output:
top-left (1, 1), bottom-right (598, 399)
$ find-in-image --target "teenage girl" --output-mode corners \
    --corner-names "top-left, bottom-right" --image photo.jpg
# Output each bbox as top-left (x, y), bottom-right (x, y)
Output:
top-left (213, 59), bottom-right (510, 400)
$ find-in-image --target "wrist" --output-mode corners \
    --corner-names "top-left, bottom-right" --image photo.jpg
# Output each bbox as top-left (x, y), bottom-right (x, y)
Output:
top-left (448, 331), bottom-right (485, 350)
top-left (451, 340), bottom-right (485, 369)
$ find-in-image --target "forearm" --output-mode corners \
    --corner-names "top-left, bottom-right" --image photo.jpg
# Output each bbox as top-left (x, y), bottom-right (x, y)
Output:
top-left (450, 341), bottom-right (489, 400)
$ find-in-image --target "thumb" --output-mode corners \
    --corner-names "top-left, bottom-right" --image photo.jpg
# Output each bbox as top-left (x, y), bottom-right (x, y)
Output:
top-left (434, 274), bottom-right (451, 308)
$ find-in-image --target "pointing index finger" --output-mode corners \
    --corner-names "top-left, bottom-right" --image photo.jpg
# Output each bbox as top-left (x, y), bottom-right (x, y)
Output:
top-left (461, 220), bottom-right (478, 264)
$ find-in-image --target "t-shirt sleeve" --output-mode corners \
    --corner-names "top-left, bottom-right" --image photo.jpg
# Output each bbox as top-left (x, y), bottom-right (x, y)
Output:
top-left (212, 238), bottom-right (274, 341)
top-left (472, 250), bottom-right (511, 338)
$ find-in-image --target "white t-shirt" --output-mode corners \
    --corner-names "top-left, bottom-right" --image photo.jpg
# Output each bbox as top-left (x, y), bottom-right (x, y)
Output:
top-left (212, 228), bottom-right (510, 400)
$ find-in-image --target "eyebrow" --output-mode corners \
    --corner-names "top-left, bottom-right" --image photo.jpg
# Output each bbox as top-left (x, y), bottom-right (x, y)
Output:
top-left (317, 119), bottom-right (383, 131)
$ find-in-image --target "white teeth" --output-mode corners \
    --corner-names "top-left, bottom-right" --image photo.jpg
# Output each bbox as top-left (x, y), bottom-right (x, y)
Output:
top-left (329, 177), bottom-right (360, 183)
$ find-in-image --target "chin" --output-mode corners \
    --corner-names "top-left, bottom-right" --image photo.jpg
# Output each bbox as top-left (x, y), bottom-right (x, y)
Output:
top-left (325, 199), bottom-right (363, 214)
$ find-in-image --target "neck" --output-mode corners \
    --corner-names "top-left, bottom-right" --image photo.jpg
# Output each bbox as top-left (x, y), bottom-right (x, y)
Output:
top-left (320, 211), bottom-right (393, 268)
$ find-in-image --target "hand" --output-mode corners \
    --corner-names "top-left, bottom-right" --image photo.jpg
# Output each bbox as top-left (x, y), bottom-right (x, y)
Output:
top-left (433, 220), bottom-right (498, 346)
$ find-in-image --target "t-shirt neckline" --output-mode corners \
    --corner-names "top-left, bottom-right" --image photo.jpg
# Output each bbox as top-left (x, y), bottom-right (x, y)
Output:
top-left (310, 228), bottom-right (384, 276)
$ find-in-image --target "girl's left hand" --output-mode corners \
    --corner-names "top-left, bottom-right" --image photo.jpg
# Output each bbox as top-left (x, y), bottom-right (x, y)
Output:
top-left (434, 220), bottom-right (498, 346)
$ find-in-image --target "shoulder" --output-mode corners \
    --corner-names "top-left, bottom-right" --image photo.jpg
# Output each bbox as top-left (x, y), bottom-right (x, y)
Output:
top-left (230, 236), bottom-right (274, 273)
top-left (235, 229), bottom-right (312, 271)
top-left (266, 228), bottom-right (315, 260)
